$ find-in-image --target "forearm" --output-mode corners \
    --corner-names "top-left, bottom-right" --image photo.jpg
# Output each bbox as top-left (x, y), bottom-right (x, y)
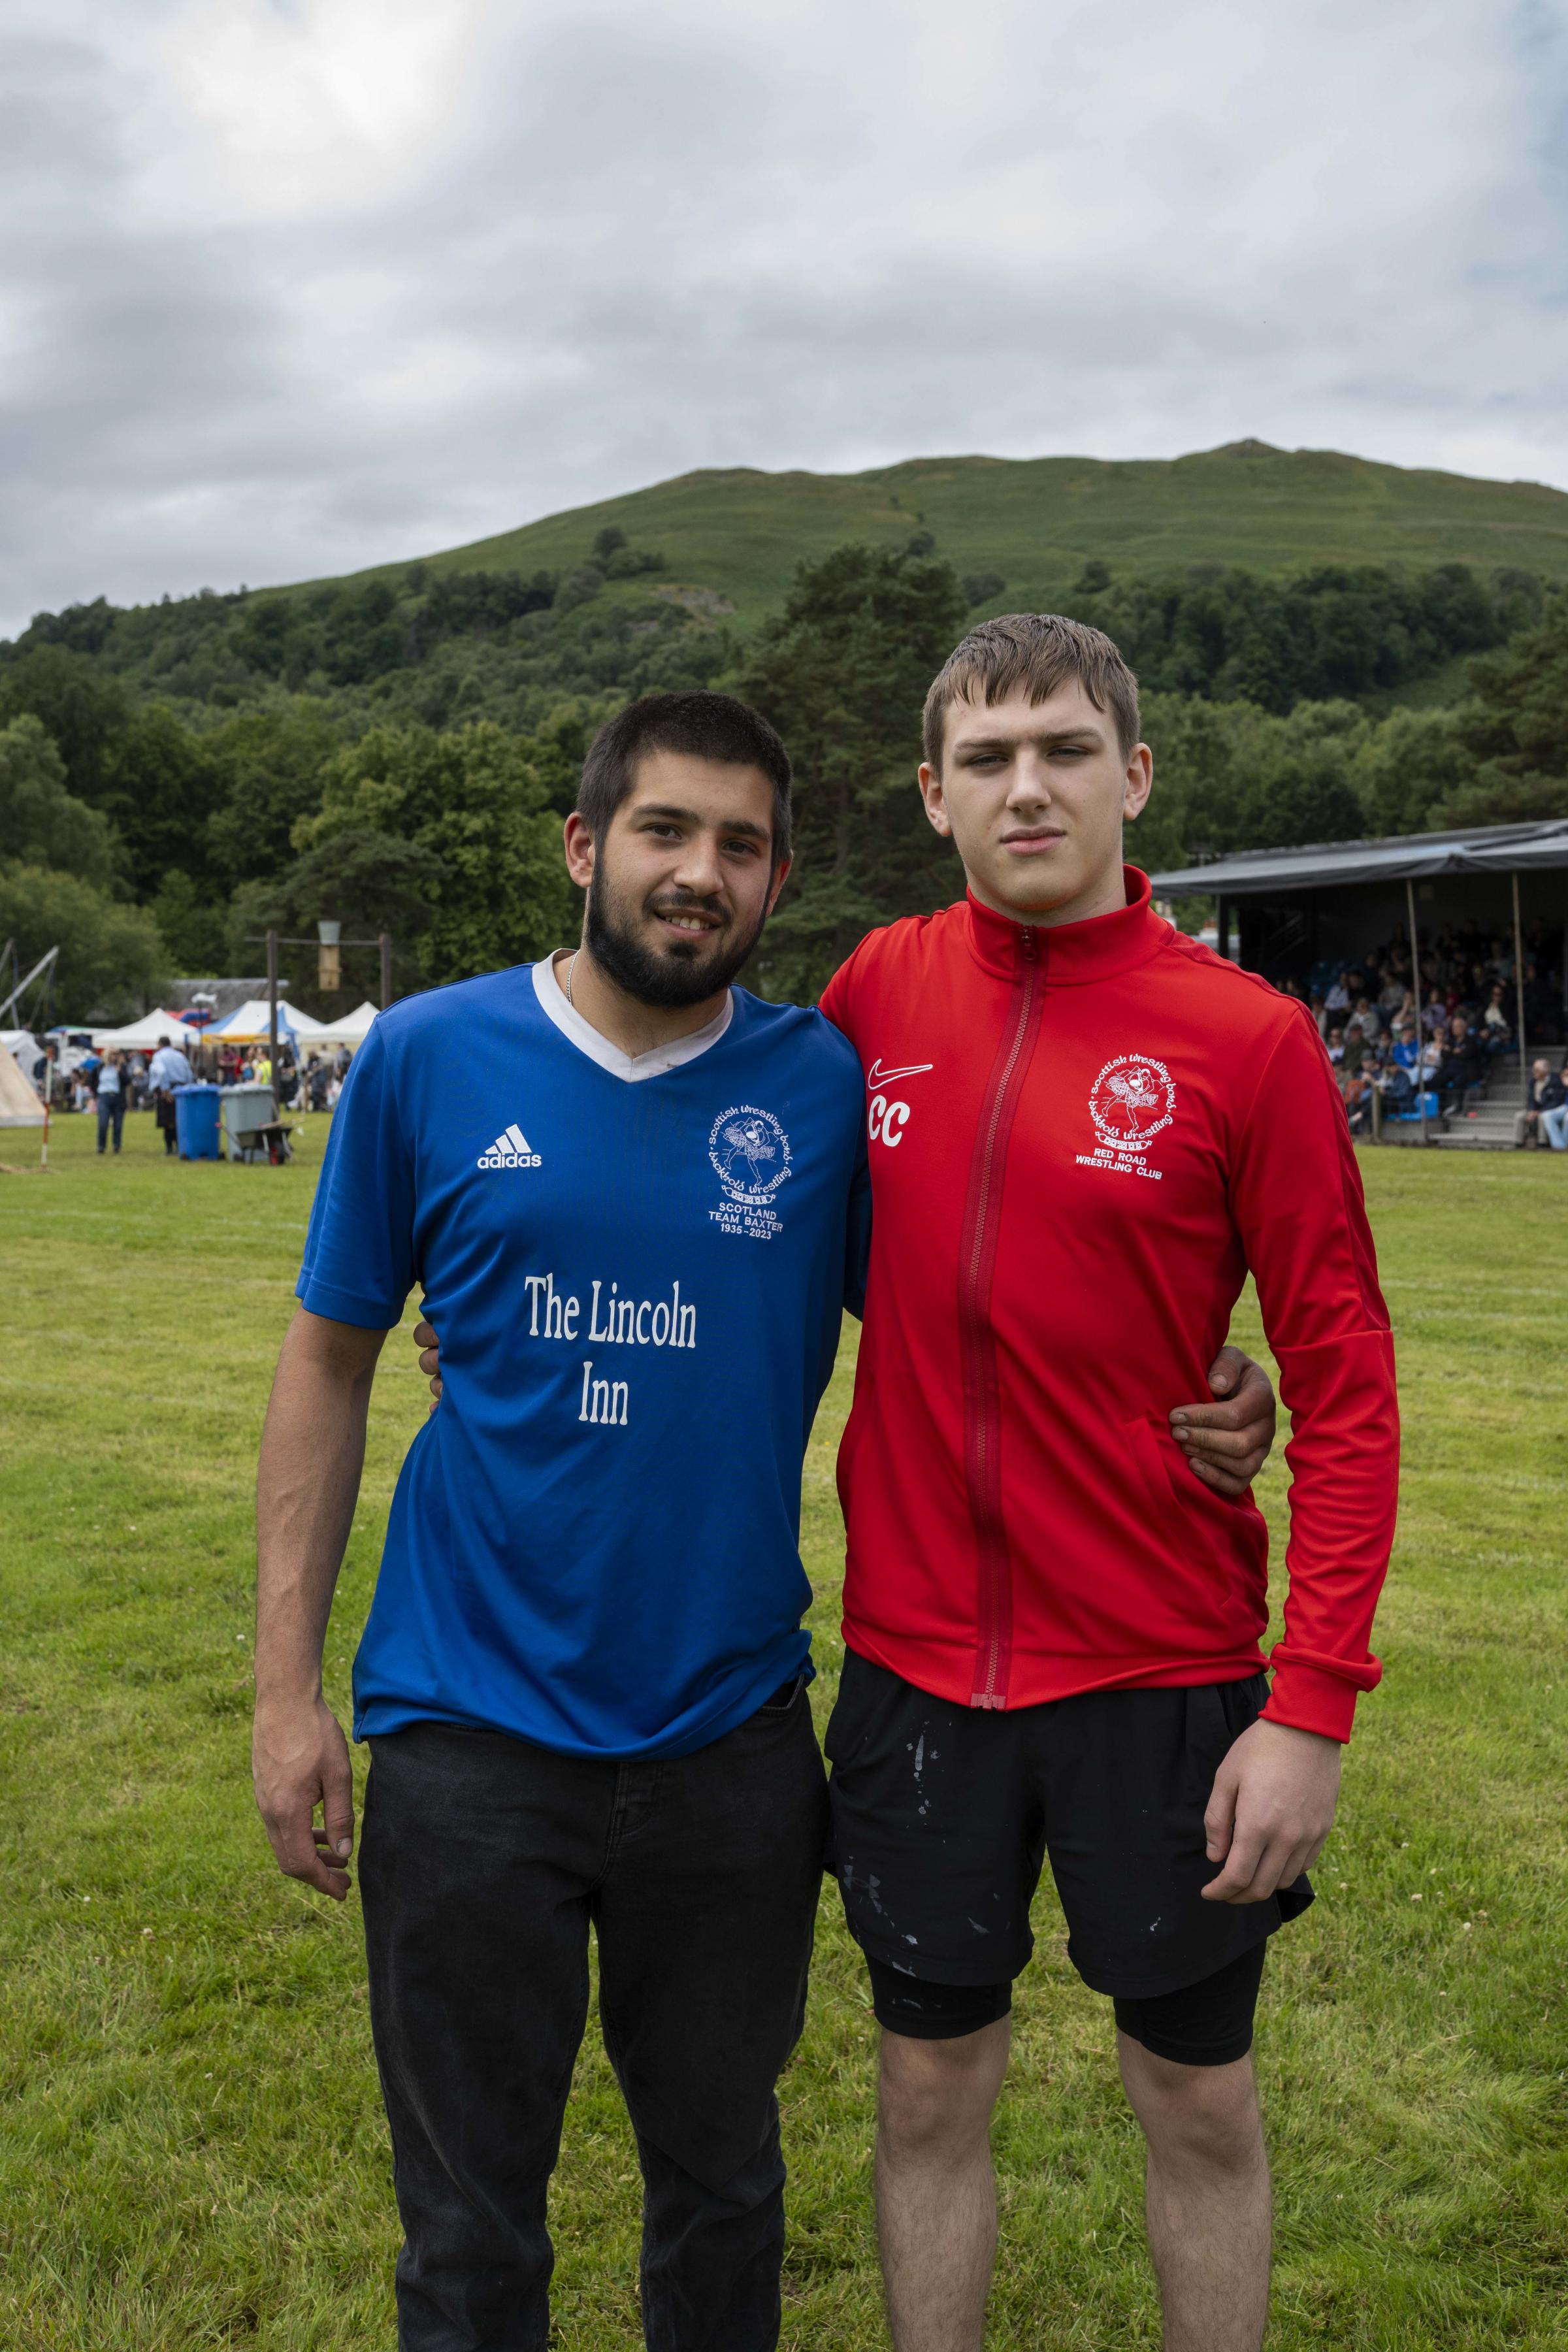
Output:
top-left (255, 1309), bottom-right (385, 1702)
top-left (1230, 1012), bottom-right (1399, 1740)
top-left (1263, 1331), bottom-right (1399, 1738)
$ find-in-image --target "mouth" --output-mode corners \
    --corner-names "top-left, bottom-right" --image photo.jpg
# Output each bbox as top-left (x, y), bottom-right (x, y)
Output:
top-left (1000, 827), bottom-right (1068, 857)
top-left (650, 903), bottom-right (727, 941)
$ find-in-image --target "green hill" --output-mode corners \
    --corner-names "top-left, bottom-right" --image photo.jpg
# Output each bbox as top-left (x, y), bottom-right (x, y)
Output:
top-left (4, 437), bottom-right (1561, 823)
top-left (318, 439), bottom-right (1568, 623)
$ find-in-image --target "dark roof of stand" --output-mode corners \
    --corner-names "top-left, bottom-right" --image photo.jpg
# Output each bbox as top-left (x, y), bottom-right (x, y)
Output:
top-left (1149, 819), bottom-right (1568, 898)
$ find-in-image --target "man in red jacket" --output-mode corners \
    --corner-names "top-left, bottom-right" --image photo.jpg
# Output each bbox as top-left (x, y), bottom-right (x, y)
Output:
top-left (819, 614), bottom-right (1398, 2352)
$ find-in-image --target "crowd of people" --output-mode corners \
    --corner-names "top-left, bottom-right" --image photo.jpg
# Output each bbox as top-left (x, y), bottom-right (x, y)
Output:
top-left (45, 1032), bottom-right (352, 1155)
top-left (1273, 917), bottom-right (1568, 1144)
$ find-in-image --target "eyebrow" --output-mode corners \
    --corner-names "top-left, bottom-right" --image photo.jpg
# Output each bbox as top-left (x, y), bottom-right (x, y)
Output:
top-left (632, 800), bottom-right (770, 841)
top-left (952, 726), bottom-right (1106, 755)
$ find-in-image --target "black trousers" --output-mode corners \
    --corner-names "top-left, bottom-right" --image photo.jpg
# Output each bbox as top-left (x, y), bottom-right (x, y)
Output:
top-left (359, 1690), bottom-right (828, 2352)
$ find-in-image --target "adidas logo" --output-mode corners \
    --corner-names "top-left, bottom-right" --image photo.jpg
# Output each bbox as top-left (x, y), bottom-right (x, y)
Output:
top-left (477, 1121), bottom-right (543, 1171)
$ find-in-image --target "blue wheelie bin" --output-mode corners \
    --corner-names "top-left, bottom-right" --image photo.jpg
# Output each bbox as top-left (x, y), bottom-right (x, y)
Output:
top-left (174, 1081), bottom-right (221, 1161)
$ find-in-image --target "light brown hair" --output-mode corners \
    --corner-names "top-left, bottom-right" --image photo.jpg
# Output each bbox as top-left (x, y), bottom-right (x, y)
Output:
top-left (922, 612), bottom-right (1141, 770)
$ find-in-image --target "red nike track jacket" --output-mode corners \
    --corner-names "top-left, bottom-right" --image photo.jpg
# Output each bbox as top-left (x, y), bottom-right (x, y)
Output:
top-left (819, 869), bottom-right (1399, 1742)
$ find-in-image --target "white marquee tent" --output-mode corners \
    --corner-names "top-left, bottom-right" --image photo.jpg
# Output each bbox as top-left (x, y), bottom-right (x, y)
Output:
top-left (84, 1009), bottom-right (207, 1051)
top-left (0, 1045), bottom-right (45, 1126)
top-left (302, 1001), bottom-right (380, 1051)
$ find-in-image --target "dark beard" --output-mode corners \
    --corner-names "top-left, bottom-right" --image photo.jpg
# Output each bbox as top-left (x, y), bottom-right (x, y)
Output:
top-left (584, 870), bottom-right (767, 1007)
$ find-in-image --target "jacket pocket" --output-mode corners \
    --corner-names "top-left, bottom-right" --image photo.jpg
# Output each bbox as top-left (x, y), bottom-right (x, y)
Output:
top-left (1124, 1414), bottom-right (1219, 1550)
top-left (1119, 1416), bottom-right (1252, 1646)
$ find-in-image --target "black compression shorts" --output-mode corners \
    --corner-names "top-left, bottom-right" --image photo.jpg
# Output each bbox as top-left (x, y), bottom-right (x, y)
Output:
top-left (826, 1653), bottom-right (1313, 2047)
top-left (865, 1939), bottom-right (1267, 2064)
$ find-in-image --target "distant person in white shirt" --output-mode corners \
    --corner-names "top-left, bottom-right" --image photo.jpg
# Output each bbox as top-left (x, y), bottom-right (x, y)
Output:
top-left (148, 1035), bottom-right (193, 1156)
top-left (147, 1036), bottom-right (194, 1088)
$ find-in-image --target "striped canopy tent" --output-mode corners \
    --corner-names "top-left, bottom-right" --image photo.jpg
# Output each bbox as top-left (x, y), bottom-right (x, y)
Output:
top-left (210, 999), bottom-right (328, 1045)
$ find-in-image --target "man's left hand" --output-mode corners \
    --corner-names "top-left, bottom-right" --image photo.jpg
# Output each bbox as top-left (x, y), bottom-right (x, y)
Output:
top-left (1201, 1717), bottom-right (1341, 1904)
top-left (1169, 1346), bottom-right (1275, 1495)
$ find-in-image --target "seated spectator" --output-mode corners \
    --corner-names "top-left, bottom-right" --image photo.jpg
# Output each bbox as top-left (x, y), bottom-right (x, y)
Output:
top-left (1523, 960), bottom-right (1552, 1038)
top-left (1324, 973), bottom-right (1350, 1016)
top-left (1341, 1068), bottom-right (1375, 1135)
top-left (1341, 1024), bottom-right (1367, 1076)
top-left (1439, 1015), bottom-right (1483, 1117)
top-left (1516, 1058), bottom-right (1565, 1148)
top-left (1392, 1022), bottom-right (1421, 1072)
top-left (1480, 982), bottom-right (1512, 1055)
top-left (1377, 1054), bottom-right (1415, 1111)
top-left (1545, 1069), bottom-right (1568, 1152)
top-left (1324, 1025), bottom-right (1345, 1066)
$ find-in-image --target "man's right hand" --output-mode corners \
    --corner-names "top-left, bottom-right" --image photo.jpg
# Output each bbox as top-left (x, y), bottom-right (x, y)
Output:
top-left (253, 1693), bottom-right (355, 1901)
top-left (415, 1317), bottom-right (442, 1409)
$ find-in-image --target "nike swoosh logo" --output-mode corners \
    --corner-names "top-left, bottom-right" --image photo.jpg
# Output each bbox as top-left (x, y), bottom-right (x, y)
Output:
top-left (866, 1057), bottom-right (934, 1090)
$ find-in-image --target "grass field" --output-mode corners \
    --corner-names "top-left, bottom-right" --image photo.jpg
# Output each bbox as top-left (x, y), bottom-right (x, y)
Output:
top-left (2, 1110), bottom-right (1566, 2349)
top-left (323, 440), bottom-right (1568, 623)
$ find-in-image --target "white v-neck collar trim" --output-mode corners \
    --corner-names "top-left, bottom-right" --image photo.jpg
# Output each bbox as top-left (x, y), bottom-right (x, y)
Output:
top-left (531, 954), bottom-right (734, 1083)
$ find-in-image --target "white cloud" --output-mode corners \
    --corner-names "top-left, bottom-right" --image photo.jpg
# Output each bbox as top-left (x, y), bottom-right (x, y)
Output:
top-left (1, 0), bottom-right (1563, 634)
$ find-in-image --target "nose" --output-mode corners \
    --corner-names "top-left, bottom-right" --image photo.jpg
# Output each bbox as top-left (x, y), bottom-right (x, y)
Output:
top-left (1005, 749), bottom-right (1053, 809)
top-left (670, 831), bottom-right (727, 898)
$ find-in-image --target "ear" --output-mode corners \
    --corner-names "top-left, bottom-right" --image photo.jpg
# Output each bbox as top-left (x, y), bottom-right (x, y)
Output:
top-left (1122, 742), bottom-right (1154, 823)
top-left (917, 762), bottom-right (953, 838)
top-left (563, 812), bottom-right (595, 890)
top-left (764, 853), bottom-right (793, 915)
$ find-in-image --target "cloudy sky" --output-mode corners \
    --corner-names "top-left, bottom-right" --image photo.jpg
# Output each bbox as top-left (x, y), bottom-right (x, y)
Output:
top-left (3, 0), bottom-right (1565, 636)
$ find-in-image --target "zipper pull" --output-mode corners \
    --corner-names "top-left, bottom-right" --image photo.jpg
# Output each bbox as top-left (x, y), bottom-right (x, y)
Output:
top-left (1021, 928), bottom-right (1037, 962)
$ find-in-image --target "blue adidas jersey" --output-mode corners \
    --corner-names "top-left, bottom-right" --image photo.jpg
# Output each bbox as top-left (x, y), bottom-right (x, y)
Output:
top-left (297, 959), bottom-right (870, 1759)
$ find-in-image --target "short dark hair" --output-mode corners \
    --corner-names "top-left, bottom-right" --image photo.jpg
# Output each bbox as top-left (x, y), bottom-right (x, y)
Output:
top-left (577, 692), bottom-right (792, 866)
top-left (923, 612), bottom-right (1141, 770)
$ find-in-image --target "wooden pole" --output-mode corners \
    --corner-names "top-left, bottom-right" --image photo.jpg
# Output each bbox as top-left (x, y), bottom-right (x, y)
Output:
top-left (1406, 878), bottom-right (1428, 1147)
top-left (1512, 870), bottom-right (1529, 1109)
top-left (379, 932), bottom-right (393, 1012)
top-left (267, 927), bottom-right (280, 1105)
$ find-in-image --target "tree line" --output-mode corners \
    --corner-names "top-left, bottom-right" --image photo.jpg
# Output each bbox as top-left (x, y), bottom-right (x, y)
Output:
top-left (1, 543), bottom-right (1564, 1019)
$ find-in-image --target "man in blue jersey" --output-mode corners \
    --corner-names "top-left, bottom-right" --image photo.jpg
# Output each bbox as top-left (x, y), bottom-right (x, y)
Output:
top-left (254, 690), bottom-right (1273, 2352)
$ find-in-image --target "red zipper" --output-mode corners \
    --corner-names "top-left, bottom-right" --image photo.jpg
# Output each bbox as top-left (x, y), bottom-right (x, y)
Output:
top-left (958, 924), bottom-right (1045, 1708)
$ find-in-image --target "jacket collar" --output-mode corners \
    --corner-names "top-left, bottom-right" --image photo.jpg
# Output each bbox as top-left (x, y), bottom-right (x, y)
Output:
top-left (962, 865), bottom-right (1168, 985)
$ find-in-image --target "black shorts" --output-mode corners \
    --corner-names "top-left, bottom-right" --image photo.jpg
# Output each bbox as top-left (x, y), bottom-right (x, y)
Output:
top-left (825, 1653), bottom-right (1312, 2062)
